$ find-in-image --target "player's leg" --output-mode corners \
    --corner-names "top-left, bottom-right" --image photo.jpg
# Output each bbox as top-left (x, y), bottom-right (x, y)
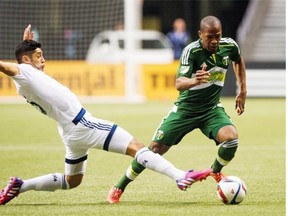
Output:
top-left (0, 156), bottom-right (88, 205)
top-left (210, 125), bottom-right (238, 182)
top-left (0, 127), bottom-right (90, 206)
top-left (133, 142), bottom-right (211, 188)
top-left (0, 173), bottom-right (68, 205)
top-left (19, 154), bottom-right (88, 192)
top-left (213, 125), bottom-right (238, 172)
top-left (107, 110), bottom-right (179, 203)
top-left (108, 108), bottom-right (182, 199)
top-left (76, 114), bottom-right (193, 203)
top-left (107, 109), bottom-right (211, 203)
top-left (108, 134), bottom-right (211, 203)
top-left (201, 107), bottom-right (239, 182)
top-left (112, 141), bottom-right (170, 194)
top-left (108, 127), bottom-right (187, 180)
top-left (0, 173), bottom-right (74, 205)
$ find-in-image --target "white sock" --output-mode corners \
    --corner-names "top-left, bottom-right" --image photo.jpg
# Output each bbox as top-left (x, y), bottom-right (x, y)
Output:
top-left (135, 147), bottom-right (185, 180)
top-left (19, 173), bottom-right (69, 193)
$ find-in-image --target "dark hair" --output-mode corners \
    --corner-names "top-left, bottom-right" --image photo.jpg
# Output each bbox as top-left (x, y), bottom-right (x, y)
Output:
top-left (15, 40), bottom-right (42, 63)
top-left (200, 16), bottom-right (222, 31)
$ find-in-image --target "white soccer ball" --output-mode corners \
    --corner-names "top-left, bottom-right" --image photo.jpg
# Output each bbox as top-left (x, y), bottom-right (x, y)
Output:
top-left (216, 176), bottom-right (247, 205)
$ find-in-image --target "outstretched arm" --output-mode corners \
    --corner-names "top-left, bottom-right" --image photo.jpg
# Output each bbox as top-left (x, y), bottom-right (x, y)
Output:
top-left (233, 56), bottom-right (247, 115)
top-left (0, 25), bottom-right (31, 76)
top-left (0, 61), bottom-right (19, 76)
top-left (0, 24), bottom-right (33, 76)
top-left (23, 24), bottom-right (34, 41)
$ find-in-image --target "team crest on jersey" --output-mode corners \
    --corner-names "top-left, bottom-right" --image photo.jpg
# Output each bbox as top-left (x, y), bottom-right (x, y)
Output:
top-left (222, 56), bottom-right (230, 66)
top-left (179, 66), bottom-right (190, 74)
top-left (155, 130), bottom-right (164, 140)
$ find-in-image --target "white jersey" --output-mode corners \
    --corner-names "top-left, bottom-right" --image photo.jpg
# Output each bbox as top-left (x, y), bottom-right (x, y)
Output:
top-left (12, 63), bottom-right (83, 133)
top-left (10, 63), bottom-right (133, 175)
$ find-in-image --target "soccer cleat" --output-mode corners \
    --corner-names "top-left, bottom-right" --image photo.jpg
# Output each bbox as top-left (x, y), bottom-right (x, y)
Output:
top-left (0, 177), bottom-right (23, 205)
top-left (176, 168), bottom-right (212, 191)
top-left (107, 186), bottom-right (123, 204)
top-left (210, 172), bottom-right (225, 183)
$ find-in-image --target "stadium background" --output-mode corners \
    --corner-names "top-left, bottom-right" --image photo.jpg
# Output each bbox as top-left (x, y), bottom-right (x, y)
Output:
top-left (0, 0), bottom-right (285, 99)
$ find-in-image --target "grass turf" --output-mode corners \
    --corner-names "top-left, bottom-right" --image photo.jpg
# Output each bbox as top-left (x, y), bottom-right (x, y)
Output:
top-left (0, 98), bottom-right (285, 216)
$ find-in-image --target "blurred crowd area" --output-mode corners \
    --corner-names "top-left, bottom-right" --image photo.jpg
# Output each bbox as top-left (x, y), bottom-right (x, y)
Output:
top-left (0, 0), bottom-right (248, 60)
top-left (0, 0), bottom-right (285, 65)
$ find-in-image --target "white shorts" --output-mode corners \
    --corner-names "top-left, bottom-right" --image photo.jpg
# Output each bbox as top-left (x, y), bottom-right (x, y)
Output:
top-left (60, 110), bottom-right (133, 175)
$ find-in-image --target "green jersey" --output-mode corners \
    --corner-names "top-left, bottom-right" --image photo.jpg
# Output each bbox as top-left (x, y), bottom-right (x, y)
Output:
top-left (175, 37), bottom-right (241, 115)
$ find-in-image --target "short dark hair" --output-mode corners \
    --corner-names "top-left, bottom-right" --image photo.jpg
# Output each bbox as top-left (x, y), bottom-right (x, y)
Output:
top-left (15, 40), bottom-right (42, 63)
top-left (199, 16), bottom-right (222, 31)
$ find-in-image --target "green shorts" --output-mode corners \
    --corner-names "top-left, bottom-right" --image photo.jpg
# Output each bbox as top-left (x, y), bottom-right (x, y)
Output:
top-left (152, 104), bottom-right (234, 146)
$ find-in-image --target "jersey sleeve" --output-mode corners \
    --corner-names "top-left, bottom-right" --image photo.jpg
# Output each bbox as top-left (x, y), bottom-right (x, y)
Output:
top-left (176, 45), bottom-right (194, 78)
top-left (229, 38), bottom-right (241, 62)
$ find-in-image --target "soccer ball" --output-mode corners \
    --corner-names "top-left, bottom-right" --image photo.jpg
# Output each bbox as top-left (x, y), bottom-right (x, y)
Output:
top-left (216, 176), bottom-right (247, 205)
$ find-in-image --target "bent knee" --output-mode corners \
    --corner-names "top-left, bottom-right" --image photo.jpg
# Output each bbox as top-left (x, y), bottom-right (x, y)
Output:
top-left (125, 138), bottom-right (146, 157)
top-left (66, 174), bottom-right (84, 189)
top-left (216, 125), bottom-right (238, 142)
top-left (149, 142), bottom-right (170, 155)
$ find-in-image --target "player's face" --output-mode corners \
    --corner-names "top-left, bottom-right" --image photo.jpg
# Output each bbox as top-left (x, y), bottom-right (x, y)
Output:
top-left (199, 24), bottom-right (222, 53)
top-left (29, 48), bottom-right (45, 71)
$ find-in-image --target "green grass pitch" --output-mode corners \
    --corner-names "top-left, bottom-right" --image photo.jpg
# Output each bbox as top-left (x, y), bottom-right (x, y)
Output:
top-left (0, 98), bottom-right (285, 216)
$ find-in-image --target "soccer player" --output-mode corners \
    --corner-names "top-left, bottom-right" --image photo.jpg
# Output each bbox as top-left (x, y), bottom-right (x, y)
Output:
top-left (0, 25), bottom-right (212, 205)
top-left (107, 15), bottom-right (247, 203)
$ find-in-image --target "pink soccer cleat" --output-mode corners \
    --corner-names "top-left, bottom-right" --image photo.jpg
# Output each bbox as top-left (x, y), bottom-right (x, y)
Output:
top-left (176, 168), bottom-right (212, 191)
top-left (0, 177), bottom-right (23, 205)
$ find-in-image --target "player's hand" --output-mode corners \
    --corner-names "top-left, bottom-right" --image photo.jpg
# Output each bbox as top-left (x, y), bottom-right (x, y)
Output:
top-left (235, 91), bottom-right (247, 115)
top-left (23, 24), bottom-right (34, 41)
top-left (194, 65), bottom-right (210, 85)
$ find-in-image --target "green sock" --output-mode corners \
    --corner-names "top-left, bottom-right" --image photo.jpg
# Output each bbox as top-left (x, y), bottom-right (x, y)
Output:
top-left (212, 159), bottom-right (224, 173)
top-left (114, 159), bottom-right (146, 191)
top-left (212, 139), bottom-right (238, 173)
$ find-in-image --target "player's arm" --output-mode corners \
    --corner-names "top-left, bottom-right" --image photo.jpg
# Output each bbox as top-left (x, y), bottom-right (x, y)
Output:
top-left (232, 55), bottom-right (247, 115)
top-left (175, 65), bottom-right (210, 91)
top-left (0, 24), bottom-right (32, 77)
top-left (0, 61), bottom-right (19, 76)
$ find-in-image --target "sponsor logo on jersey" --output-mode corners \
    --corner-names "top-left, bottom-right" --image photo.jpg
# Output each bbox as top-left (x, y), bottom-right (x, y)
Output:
top-left (208, 72), bottom-right (225, 83)
top-left (208, 67), bottom-right (226, 84)
top-left (189, 66), bottom-right (227, 90)
top-left (155, 130), bottom-right (164, 140)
